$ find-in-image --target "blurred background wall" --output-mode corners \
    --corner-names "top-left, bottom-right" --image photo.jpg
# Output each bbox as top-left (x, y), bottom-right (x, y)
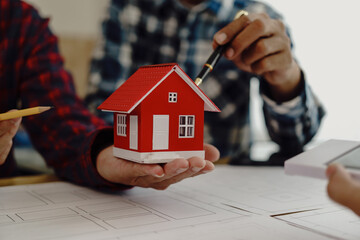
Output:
top-left (23, 0), bottom-right (360, 145)
top-left (260, 0), bottom-right (360, 144)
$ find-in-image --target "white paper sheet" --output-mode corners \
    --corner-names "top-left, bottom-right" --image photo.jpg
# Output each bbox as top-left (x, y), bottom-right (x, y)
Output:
top-left (276, 205), bottom-right (360, 240)
top-left (0, 165), bottom-right (356, 239)
top-left (119, 215), bottom-right (331, 240)
top-left (0, 180), bottom-right (250, 240)
top-left (173, 165), bottom-right (333, 215)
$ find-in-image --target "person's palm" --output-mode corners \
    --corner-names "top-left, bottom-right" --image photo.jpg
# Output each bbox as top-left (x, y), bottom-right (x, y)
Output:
top-left (96, 143), bottom-right (219, 190)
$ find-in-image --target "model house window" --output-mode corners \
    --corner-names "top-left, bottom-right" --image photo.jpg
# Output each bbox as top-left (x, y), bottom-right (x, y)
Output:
top-left (168, 92), bottom-right (177, 103)
top-left (179, 115), bottom-right (194, 138)
top-left (117, 114), bottom-right (127, 136)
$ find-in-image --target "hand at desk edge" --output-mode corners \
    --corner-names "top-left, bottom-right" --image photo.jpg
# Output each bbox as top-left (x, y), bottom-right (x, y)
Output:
top-left (327, 164), bottom-right (360, 216)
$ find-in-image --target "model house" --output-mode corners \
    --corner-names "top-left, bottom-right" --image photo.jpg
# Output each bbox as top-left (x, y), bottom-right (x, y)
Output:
top-left (98, 63), bottom-right (220, 163)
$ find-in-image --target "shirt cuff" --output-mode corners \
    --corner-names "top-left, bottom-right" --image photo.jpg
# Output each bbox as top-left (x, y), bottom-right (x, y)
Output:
top-left (260, 72), bottom-right (307, 118)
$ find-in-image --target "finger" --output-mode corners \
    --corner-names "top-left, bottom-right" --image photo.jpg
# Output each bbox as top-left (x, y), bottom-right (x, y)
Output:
top-left (213, 14), bottom-right (251, 47)
top-left (331, 164), bottom-right (352, 181)
top-left (0, 120), bottom-right (9, 136)
top-left (0, 118), bottom-right (19, 165)
top-left (163, 157), bottom-right (204, 177)
top-left (193, 160), bottom-right (215, 177)
top-left (204, 143), bottom-right (220, 162)
top-left (150, 157), bottom-right (207, 190)
top-left (0, 117), bottom-right (22, 137)
top-left (0, 135), bottom-right (13, 152)
top-left (132, 158), bottom-right (192, 187)
top-left (327, 164), bottom-right (356, 206)
top-left (160, 146), bottom-right (218, 180)
top-left (115, 163), bottom-right (166, 188)
top-left (188, 156), bottom-right (207, 173)
top-left (224, 14), bottom-right (273, 60)
top-left (0, 139), bottom-right (12, 165)
top-left (149, 150), bottom-right (217, 188)
top-left (242, 35), bottom-right (286, 66)
top-left (124, 162), bottom-right (165, 179)
top-left (10, 118), bottom-right (22, 137)
top-left (162, 158), bottom-right (189, 177)
top-left (326, 164), bottom-right (341, 178)
top-left (251, 50), bottom-right (293, 76)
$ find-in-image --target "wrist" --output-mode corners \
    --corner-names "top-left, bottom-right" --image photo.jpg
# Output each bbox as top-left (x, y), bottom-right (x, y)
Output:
top-left (90, 129), bottom-right (114, 168)
top-left (267, 62), bottom-right (303, 102)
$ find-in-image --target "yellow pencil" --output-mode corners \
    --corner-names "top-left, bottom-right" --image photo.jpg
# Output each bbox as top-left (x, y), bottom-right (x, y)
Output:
top-left (0, 106), bottom-right (53, 121)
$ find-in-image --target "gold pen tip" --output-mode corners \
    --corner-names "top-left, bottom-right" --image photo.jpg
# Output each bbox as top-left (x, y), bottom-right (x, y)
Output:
top-left (195, 78), bottom-right (202, 86)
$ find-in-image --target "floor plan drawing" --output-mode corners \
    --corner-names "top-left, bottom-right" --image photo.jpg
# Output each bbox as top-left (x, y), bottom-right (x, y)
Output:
top-left (0, 166), bottom-right (358, 239)
top-left (0, 181), bottom-right (249, 240)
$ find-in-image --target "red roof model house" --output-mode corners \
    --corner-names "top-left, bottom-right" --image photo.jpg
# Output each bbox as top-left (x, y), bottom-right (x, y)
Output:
top-left (98, 63), bottom-right (220, 164)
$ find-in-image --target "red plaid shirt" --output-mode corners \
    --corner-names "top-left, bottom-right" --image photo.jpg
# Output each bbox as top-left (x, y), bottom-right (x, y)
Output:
top-left (0, 0), bottom-right (126, 190)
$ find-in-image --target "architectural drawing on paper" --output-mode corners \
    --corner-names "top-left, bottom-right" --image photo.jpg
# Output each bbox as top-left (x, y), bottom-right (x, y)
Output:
top-left (0, 182), bottom-right (245, 240)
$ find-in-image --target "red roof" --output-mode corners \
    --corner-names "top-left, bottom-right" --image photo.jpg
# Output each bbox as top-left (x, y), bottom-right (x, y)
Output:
top-left (98, 63), bottom-right (220, 113)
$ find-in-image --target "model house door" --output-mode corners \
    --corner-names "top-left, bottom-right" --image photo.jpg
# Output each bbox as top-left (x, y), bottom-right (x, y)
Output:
top-left (153, 115), bottom-right (169, 150)
top-left (129, 115), bottom-right (138, 150)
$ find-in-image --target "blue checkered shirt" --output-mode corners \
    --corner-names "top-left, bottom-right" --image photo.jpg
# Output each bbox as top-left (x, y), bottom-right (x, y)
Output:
top-left (85, 0), bottom-right (325, 162)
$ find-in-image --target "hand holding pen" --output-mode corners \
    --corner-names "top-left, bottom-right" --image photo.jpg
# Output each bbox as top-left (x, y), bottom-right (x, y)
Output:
top-left (195, 10), bottom-right (249, 86)
top-left (197, 10), bottom-right (302, 102)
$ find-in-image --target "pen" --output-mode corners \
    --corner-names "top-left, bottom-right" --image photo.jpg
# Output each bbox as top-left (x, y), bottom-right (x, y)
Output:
top-left (0, 106), bottom-right (53, 121)
top-left (194, 10), bottom-right (249, 86)
top-left (194, 45), bottom-right (226, 86)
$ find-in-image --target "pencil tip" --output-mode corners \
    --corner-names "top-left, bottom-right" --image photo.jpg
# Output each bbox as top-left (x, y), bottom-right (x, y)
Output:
top-left (39, 106), bottom-right (54, 112)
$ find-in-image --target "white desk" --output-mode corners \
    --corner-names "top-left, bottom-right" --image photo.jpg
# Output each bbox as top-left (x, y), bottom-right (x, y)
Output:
top-left (0, 165), bottom-right (357, 240)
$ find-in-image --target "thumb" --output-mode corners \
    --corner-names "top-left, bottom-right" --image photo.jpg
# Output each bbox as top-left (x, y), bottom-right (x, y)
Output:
top-left (204, 143), bottom-right (220, 162)
top-left (327, 164), bottom-right (351, 181)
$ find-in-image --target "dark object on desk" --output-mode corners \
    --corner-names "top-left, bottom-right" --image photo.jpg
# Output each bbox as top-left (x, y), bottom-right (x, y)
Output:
top-left (228, 148), bottom-right (303, 166)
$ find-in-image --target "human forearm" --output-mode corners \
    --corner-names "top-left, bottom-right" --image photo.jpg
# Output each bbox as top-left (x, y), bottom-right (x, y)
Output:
top-left (17, 11), bottom-right (125, 189)
top-left (51, 127), bottom-right (131, 190)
